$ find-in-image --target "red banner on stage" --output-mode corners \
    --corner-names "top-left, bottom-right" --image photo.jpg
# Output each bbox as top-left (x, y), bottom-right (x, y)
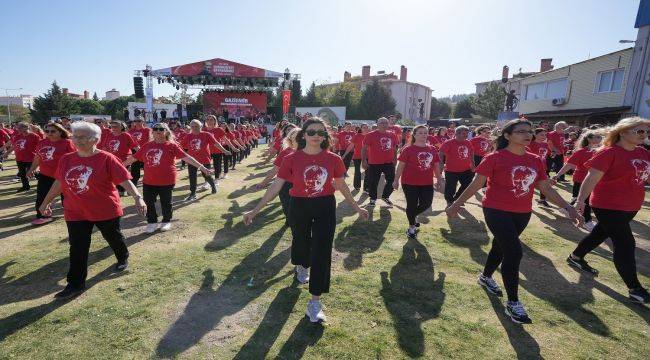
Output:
top-left (167, 58), bottom-right (281, 78)
top-left (282, 89), bottom-right (291, 115)
top-left (203, 92), bottom-right (267, 118)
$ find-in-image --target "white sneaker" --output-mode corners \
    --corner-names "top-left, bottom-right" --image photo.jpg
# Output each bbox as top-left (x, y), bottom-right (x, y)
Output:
top-left (160, 222), bottom-right (172, 232)
top-left (306, 299), bottom-right (326, 323)
top-left (145, 223), bottom-right (159, 234)
top-left (584, 220), bottom-right (597, 232)
top-left (296, 265), bottom-right (310, 284)
top-left (199, 183), bottom-right (210, 191)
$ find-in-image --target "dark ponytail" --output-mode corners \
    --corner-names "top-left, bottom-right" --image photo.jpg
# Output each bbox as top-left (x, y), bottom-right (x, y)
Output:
top-left (495, 119), bottom-right (532, 150)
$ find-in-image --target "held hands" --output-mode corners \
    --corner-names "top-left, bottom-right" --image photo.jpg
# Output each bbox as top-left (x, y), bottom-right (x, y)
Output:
top-left (135, 197), bottom-right (147, 217)
top-left (256, 182), bottom-right (268, 190)
top-left (243, 209), bottom-right (258, 225)
top-left (392, 180), bottom-right (399, 190)
top-left (445, 201), bottom-right (463, 218)
top-left (565, 205), bottom-right (584, 227)
top-left (574, 201), bottom-right (585, 218)
top-left (356, 207), bottom-right (369, 221)
top-left (26, 170), bottom-right (36, 179)
top-left (361, 161), bottom-right (368, 170)
top-left (200, 166), bottom-right (214, 176)
top-left (39, 203), bottom-right (52, 217)
top-left (224, 150), bottom-right (232, 156)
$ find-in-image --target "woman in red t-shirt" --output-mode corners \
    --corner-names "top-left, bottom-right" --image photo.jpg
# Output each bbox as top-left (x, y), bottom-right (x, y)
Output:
top-left (393, 125), bottom-right (443, 238)
top-left (38, 121), bottom-right (146, 299)
top-left (470, 125), bottom-right (493, 167)
top-left (527, 128), bottom-right (553, 207)
top-left (244, 117), bottom-right (368, 323)
top-left (126, 123), bottom-right (214, 233)
top-left (180, 119), bottom-right (223, 200)
top-left (439, 126), bottom-right (474, 205)
top-left (447, 119), bottom-right (581, 324)
top-left (7, 122), bottom-right (43, 191)
top-left (127, 117), bottom-right (151, 186)
top-left (204, 115), bottom-right (235, 180)
top-left (569, 117), bottom-right (650, 304)
top-left (552, 130), bottom-right (602, 228)
top-left (352, 124), bottom-right (370, 191)
top-left (228, 123), bottom-right (245, 170)
top-left (27, 122), bottom-right (76, 225)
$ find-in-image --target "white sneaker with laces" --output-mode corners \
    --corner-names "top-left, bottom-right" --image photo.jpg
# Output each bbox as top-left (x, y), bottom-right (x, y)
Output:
top-left (160, 222), bottom-right (172, 232)
top-left (296, 265), bottom-right (310, 284)
top-left (145, 223), bottom-right (159, 234)
top-left (199, 183), bottom-right (210, 191)
top-left (306, 299), bottom-right (326, 323)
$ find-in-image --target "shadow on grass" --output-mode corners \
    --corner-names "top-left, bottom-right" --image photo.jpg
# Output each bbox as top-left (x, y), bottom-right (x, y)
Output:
top-left (0, 264), bottom-right (128, 341)
top-left (440, 208), bottom-right (489, 265)
top-left (275, 317), bottom-right (325, 360)
top-left (335, 209), bottom-right (391, 270)
top-left (156, 226), bottom-right (291, 358)
top-left (380, 236), bottom-right (445, 358)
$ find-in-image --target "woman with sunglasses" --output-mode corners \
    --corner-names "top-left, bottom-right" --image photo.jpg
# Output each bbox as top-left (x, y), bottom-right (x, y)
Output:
top-left (181, 119), bottom-right (228, 201)
top-left (127, 116), bottom-right (151, 186)
top-left (244, 118), bottom-right (369, 324)
top-left (552, 130), bottom-right (602, 230)
top-left (125, 123), bottom-right (214, 233)
top-left (447, 119), bottom-right (581, 324)
top-left (26, 122), bottom-right (76, 225)
top-left (568, 117), bottom-right (650, 304)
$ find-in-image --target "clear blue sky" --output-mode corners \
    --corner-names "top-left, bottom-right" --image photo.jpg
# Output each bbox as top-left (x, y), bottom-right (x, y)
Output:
top-left (0, 0), bottom-right (641, 100)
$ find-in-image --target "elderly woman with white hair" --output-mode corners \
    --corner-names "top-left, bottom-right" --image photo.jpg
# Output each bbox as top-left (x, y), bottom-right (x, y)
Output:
top-left (180, 119), bottom-right (221, 201)
top-left (38, 121), bottom-right (146, 299)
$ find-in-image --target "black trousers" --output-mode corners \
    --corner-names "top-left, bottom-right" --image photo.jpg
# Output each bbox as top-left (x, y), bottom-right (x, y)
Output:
top-left (547, 154), bottom-right (565, 181)
top-left (444, 170), bottom-right (473, 203)
top-left (289, 196), bottom-right (337, 296)
top-left (130, 161), bottom-right (143, 186)
top-left (473, 155), bottom-right (484, 167)
top-left (338, 150), bottom-right (353, 172)
top-left (367, 163), bottom-right (395, 200)
top-left (402, 184), bottom-right (434, 226)
top-left (65, 217), bottom-right (128, 288)
top-left (571, 182), bottom-right (592, 222)
top-left (482, 207), bottom-right (532, 302)
top-left (188, 163), bottom-right (215, 194)
top-left (573, 208), bottom-right (641, 289)
top-left (211, 153), bottom-right (223, 179)
top-left (17, 161), bottom-right (32, 190)
top-left (352, 159), bottom-right (368, 190)
top-left (35, 174), bottom-right (58, 218)
top-left (143, 184), bottom-right (174, 223)
top-left (223, 149), bottom-right (231, 174)
top-left (278, 181), bottom-right (293, 219)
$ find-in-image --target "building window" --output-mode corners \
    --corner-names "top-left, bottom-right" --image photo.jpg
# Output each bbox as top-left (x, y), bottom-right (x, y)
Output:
top-left (524, 78), bottom-right (567, 100)
top-left (525, 82), bottom-right (546, 100)
top-left (596, 69), bottom-right (624, 93)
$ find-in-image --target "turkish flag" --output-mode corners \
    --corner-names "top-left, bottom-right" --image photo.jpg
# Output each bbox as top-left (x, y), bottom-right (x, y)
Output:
top-left (282, 89), bottom-right (291, 115)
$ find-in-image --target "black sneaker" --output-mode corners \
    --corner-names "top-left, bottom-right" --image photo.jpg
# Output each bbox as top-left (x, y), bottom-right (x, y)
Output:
top-left (537, 199), bottom-right (550, 207)
top-left (381, 198), bottom-right (393, 207)
top-left (115, 260), bottom-right (128, 272)
top-left (414, 222), bottom-right (421, 228)
top-left (185, 194), bottom-right (197, 201)
top-left (478, 273), bottom-right (503, 296)
top-left (211, 187), bottom-right (217, 194)
top-left (505, 301), bottom-right (532, 324)
top-left (566, 255), bottom-right (599, 275)
top-left (368, 199), bottom-right (376, 207)
top-left (16, 187), bottom-right (29, 193)
top-left (406, 228), bottom-right (417, 239)
top-left (629, 287), bottom-right (650, 304)
top-left (55, 285), bottom-right (85, 299)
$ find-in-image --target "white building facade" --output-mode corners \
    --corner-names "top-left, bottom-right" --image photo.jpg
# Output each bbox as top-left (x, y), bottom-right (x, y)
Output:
top-left (0, 95), bottom-right (34, 109)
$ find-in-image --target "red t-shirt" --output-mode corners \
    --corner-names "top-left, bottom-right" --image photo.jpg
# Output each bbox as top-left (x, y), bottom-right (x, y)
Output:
top-left (11, 132), bottom-right (41, 162)
top-left (0, 129), bottom-right (9, 146)
top-left (397, 144), bottom-right (440, 186)
top-left (36, 138), bottom-right (76, 177)
top-left (180, 131), bottom-right (217, 164)
top-left (547, 131), bottom-right (565, 155)
top-left (352, 133), bottom-right (365, 159)
top-left (134, 141), bottom-right (186, 186)
top-left (388, 125), bottom-right (403, 138)
top-left (426, 135), bottom-right (442, 148)
top-left (172, 128), bottom-right (187, 145)
top-left (272, 128), bottom-right (280, 139)
top-left (586, 145), bottom-right (650, 211)
top-left (476, 150), bottom-right (548, 213)
top-left (278, 150), bottom-right (345, 197)
top-left (337, 131), bottom-right (355, 152)
top-left (439, 139), bottom-right (473, 172)
top-left (273, 136), bottom-right (283, 152)
top-left (363, 130), bottom-right (398, 164)
top-left (205, 127), bottom-right (226, 154)
top-left (56, 151), bottom-right (131, 221)
top-left (100, 132), bottom-right (136, 162)
top-left (567, 148), bottom-right (595, 183)
top-left (274, 147), bottom-right (294, 167)
top-left (526, 141), bottom-right (550, 160)
top-left (128, 127), bottom-right (152, 148)
top-left (470, 137), bottom-right (491, 157)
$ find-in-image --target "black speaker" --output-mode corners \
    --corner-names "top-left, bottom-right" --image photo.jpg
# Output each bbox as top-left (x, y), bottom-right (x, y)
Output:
top-left (133, 77), bottom-right (144, 98)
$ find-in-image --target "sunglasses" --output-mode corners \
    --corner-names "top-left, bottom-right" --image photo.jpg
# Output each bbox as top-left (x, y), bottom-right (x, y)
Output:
top-left (513, 130), bottom-right (534, 135)
top-left (305, 129), bottom-right (328, 137)
top-left (44, 129), bottom-right (58, 134)
top-left (629, 129), bottom-right (647, 136)
top-left (153, 127), bottom-right (165, 132)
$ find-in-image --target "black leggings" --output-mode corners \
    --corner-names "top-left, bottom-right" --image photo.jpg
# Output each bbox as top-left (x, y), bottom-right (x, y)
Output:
top-left (143, 184), bottom-right (174, 223)
top-left (482, 207), bottom-right (532, 302)
top-left (338, 150), bottom-right (352, 172)
top-left (65, 217), bottom-right (128, 288)
top-left (444, 170), bottom-right (473, 203)
top-left (223, 149), bottom-right (231, 174)
top-left (17, 161), bottom-right (32, 190)
top-left (402, 184), bottom-right (434, 226)
top-left (367, 163), bottom-right (395, 200)
top-left (547, 154), bottom-right (565, 181)
top-left (130, 161), bottom-right (143, 186)
top-left (211, 153), bottom-right (223, 179)
top-left (572, 208), bottom-right (641, 289)
top-left (352, 159), bottom-right (368, 190)
top-left (35, 174), bottom-right (58, 218)
top-left (571, 182), bottom-right (592, 222)
top-left (187, 163), bottom-right (215, 194)
top-left (278, 181), bottom-right (293, 219)
top-left (289, 195), bottom-right (337, 296)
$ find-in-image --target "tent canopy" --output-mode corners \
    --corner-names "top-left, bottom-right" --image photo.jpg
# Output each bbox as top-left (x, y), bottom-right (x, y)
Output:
top-left (150, 58), bottom-right (283, 79)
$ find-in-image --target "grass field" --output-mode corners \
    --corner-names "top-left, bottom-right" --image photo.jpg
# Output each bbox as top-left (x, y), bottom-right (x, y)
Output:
top-left (0, 145), bottom-right (648, 359)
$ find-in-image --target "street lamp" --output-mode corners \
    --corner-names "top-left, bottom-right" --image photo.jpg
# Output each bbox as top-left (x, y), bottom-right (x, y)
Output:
top-left (1, 88), bottom-right (23, 124)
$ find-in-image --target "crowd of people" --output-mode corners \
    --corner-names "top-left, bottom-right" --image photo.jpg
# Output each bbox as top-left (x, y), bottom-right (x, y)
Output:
top-left (0, 113), bottom-right (648, 325)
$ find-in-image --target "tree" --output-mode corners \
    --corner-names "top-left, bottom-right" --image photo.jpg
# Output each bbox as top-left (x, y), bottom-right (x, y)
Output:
top-left (290, 80), bottom-right (302, 107)
top-left (92, 92), bottom-right (100, 101)
top-left (74, 99), bottom-right (104, 115)
top-left (453, 97), bottom-right (475, 118)
top-left (101, 95), bottom-right (138, 120)
top-left (356, 80), bottom-right (396, 120)
top-left (399, 118), bottom-right (415, 126)
top-left (429, 97), bottom-right (451, 119)
top-left (0, 104), bottom-right (31, 123)
top-left (30, 81), bottom-right (77, 123)
top-left (302, 82), bottom-right (322, 107)
top-left (472, 82), bottom-right (506, 119)
top-left (330, 82), bottom-right (362, 118)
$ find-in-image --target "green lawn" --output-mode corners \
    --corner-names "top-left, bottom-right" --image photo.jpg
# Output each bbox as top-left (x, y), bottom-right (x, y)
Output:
top-left (0, 146), bottom-right (648, 359)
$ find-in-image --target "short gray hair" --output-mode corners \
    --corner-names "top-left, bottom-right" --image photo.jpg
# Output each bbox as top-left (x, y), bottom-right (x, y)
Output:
top-left (455, 125), bottom-right (470, 134)
top-left (554, 121), bottom-right (568, 130)
top-left (72, 121), bottom-right (102, 141)
top-left (189, 119), bottom-right (203, 128)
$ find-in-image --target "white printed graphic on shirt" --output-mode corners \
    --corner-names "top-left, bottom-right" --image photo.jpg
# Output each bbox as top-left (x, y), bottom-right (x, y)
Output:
top-left (380, 137), bottom-right (392, 151)
top-left (416, 151), bottom-right (434, 170)
top-left (631, 159), bottom-right (650, 185)
top-left (65, 165), bottom-right (93, 194)
top-left (303, 165), bottom-right (328, 197)
top-left (190, 138), bottom-right (202, 150)
top-left (457, 145), bottom-right (469, 159)
top-left (145, 148), bottom-right (163, 166)
top-left (108, 139), bottom-right (120, 152)
top-left (511, 166), bottom-right (537, 197)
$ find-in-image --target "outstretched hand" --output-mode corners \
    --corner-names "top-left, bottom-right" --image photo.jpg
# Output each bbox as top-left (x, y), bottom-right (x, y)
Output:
top-left (357, 208), bottom-right (369, 221)
top-left (243, 210), bottom-right (257, 225)
top-left (445, 202), bottom-right (462, 218)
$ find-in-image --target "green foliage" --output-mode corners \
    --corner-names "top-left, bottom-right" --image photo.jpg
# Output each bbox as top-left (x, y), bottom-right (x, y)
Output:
top-left (398, 118), bottom-right (415, 126)
top-left (290, 81), bottom-right (302, 107)
top-left (92, 92), bottom-right (99, 101)
top-left (430, 97), bottom-right (451, 119)
top-left (0, 105), bottom-right (31, 123)
top-left (101, 95), bottom-right (138, 120)
top-left (453, 97), bottom-right (475, 118)
top-left (30, 81), bottom-right (77, 123)
top-left (302, 82), bottom-right (323, 107)
top-left (356, 80), bottom-right (396, 120)
top-left (472, 82), bottom-right (506, 120)
top-left (330, 82), bottom-right (362, 118)
top-left (74, 99), bottom-right (104, 115)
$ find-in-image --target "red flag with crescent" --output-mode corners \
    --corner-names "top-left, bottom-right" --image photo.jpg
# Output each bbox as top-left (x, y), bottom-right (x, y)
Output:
top-left (282, 89), bottom-right (291, 115)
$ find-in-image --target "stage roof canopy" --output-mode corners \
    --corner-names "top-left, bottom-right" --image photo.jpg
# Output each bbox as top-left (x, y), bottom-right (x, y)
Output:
top-left (151, 58), bottom-right (284, 79)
